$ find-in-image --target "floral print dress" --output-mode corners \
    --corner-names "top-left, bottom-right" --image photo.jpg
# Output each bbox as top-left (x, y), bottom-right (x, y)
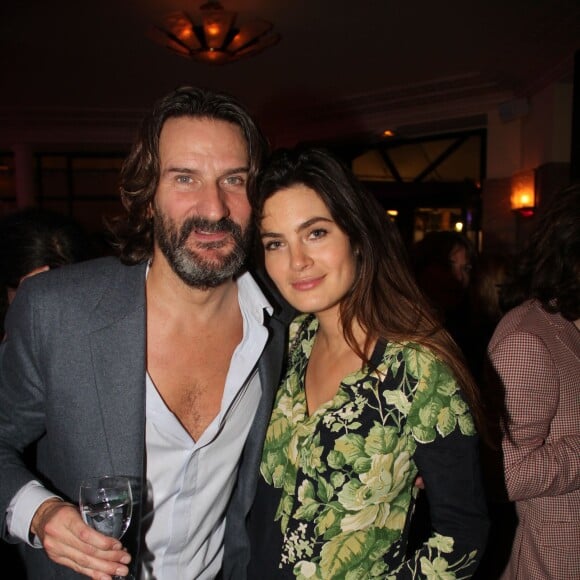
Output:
top-left (256, 314), bottom-right (489, 579)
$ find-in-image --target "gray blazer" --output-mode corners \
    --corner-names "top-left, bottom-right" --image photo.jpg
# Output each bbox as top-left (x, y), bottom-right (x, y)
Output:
top-left (0, 256), bottom-right (291, 579)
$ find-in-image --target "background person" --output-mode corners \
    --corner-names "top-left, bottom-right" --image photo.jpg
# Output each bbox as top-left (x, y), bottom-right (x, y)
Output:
top-left (0, 207), bottom-right (93, 339)
top-left (468, 250), bottom-right (518, 580)
top-left (411, 230), bottom-right (478, 372)
top-left (223, 147), bottom-right (489, 578)
top-left (0, 86), bottom-right (291, 580)
top-left (487, 182), bottom-right (580, 580)
top-left (469, 251), bottom-right (512, 379)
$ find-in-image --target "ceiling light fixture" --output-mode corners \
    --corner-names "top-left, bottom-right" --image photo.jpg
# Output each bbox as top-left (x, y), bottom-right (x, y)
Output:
top-left (149, 1), bottom-right (280, 65)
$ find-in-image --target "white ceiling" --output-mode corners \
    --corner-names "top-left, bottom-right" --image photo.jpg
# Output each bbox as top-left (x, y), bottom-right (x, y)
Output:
top-left (1, 0), bottom-right (579, 149)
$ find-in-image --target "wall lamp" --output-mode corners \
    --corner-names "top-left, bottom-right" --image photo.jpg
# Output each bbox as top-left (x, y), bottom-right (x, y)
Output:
top-left (510, 169), bottom-right (536, 217)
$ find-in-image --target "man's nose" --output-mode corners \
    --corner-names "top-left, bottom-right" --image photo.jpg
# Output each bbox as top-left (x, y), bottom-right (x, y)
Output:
top-left (196, 183), bottom-right (230, 220)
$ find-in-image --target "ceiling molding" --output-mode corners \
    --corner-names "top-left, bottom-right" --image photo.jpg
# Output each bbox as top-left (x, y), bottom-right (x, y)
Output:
top-left (264, 74), bottom-right (515, 145)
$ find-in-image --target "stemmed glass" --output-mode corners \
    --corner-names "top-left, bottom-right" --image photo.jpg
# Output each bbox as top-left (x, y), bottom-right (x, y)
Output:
top-left (79, 475), bottom-right (133, 580)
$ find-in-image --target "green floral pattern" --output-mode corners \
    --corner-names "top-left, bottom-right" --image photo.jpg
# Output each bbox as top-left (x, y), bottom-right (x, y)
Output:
top-left (260, 314), bottom-right (480, 578)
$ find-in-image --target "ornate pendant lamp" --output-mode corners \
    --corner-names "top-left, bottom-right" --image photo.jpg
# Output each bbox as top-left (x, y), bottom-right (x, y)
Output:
top-left (149, 1), bottom-right (280, 65)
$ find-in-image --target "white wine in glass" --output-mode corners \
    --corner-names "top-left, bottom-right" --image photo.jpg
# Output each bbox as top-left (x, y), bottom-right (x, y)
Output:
top-left (79, 475), bottom-right (133, 578)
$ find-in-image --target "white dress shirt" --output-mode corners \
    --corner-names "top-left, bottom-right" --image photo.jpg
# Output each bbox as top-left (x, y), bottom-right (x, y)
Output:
top-left (141, 272), bottom-right (269, 579)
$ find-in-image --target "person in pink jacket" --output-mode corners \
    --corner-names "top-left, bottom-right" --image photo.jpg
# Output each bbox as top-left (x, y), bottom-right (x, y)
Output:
top-left (487, 182), bottom-right (580, 580)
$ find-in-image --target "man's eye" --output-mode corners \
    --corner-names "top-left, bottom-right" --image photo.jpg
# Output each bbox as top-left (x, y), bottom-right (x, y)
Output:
top-left (223, 175), bottom-right (246, 187)
top-left (176, 175), bottom-right (191, 184)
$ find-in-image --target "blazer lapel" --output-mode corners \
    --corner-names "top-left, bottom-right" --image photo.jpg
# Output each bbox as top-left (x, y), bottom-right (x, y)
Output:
top-left (237, 304), bottom-right (294, 513)
top-left (544, 308), bottom-right (580, 363)
top-left (88, 262), bottom-right (147, 478)
top-left (555, 319), bottom-right (580, 362)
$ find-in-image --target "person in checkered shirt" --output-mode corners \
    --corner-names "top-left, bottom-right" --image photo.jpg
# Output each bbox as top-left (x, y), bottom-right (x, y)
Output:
top-left (487, 182), bottom-right (580, 580)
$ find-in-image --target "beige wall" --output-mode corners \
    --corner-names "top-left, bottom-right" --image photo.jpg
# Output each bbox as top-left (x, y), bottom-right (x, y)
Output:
top-left (481, 81), bottom-right (573, 254)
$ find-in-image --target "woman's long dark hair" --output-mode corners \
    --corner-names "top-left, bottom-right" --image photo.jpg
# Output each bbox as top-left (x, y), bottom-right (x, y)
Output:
top-left (108, 86), bottom-right (268, 264)
top-left (500, 182), bottom-right (580, 320)
top-left (252, 147), bottom-right (486, 433)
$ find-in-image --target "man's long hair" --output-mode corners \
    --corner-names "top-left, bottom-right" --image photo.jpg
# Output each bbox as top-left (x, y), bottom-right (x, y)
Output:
top-left (108, 86), bottom-right (268, 264)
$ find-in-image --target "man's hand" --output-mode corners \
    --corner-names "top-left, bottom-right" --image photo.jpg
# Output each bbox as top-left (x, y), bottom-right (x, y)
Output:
top-left (31, 498), bottom-right (131, 579)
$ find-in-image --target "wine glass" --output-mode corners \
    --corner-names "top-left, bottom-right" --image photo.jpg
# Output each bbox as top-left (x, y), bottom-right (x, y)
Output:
top-left (79, 475), bottom-right (133, 579)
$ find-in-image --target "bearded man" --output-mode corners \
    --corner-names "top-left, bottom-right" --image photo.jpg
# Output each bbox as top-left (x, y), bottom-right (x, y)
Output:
top-left (0, 86), bottom-right (292, 580)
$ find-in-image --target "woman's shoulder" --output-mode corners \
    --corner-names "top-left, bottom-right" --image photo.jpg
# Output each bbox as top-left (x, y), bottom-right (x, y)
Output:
top-left (380, 340), bottom-right (450, 377)
top-left (489, 298), bottom-right (572, 354)
top-left (377, 341), bottom-right (475, 440)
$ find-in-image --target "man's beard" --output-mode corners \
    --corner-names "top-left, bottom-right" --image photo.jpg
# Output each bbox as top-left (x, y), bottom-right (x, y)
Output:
top-left (153, 205), bottom-right (251, 289)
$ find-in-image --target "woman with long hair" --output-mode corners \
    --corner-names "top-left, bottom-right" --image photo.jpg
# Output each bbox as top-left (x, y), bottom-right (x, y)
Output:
top-left (231, 147), bottom-right (489, 579)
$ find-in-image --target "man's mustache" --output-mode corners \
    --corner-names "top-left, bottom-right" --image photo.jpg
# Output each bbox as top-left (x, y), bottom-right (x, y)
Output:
top-left (178, 217), bottom-right (242, 245)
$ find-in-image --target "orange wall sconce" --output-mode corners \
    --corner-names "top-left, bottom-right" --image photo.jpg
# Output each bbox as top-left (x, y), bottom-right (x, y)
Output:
top-left (510, 169), bottom-right (536, 217)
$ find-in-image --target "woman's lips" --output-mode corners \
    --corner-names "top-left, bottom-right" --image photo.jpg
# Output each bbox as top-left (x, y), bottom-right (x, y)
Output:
top-left (291, 276), bottom-right (324, 291)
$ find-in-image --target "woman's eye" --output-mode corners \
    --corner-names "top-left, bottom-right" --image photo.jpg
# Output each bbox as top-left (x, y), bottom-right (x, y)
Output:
top-left (263, 240), bottom-right (282, 251)
top-left (310, 228), bottom-right (327, 239)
